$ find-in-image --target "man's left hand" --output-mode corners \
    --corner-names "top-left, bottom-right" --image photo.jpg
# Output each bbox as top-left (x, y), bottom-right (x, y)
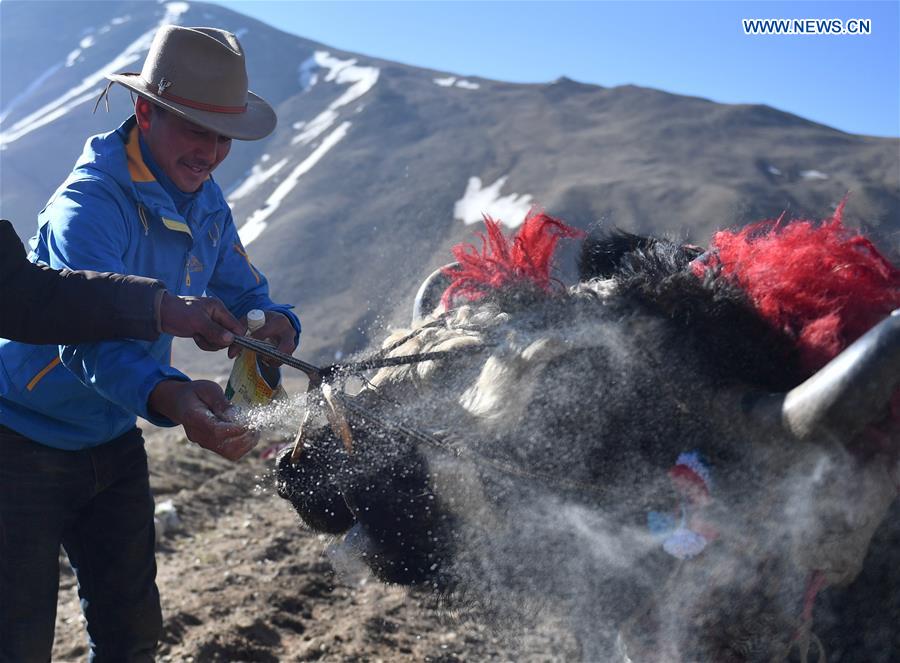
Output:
top-left (228, 310), bottom-right (297, 364)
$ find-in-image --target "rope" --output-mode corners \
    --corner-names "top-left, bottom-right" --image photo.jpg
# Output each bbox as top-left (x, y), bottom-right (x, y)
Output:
top-left (263, 310), bottom-right (686, 500)
top-left (230, 333), bottom-right (489, 383)
top-left (332, 390), bottom-right (616, 500)
top-left (370, 314), bottom-right (452, 358)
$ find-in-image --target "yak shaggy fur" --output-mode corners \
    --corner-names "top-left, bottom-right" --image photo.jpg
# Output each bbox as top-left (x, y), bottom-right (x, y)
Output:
top-left (278, 211), bottom-right (900, 662)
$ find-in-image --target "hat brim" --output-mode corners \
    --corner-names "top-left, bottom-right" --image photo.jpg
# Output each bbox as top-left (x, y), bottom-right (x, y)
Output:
top-left (107, 72), bottom-right (276, 141)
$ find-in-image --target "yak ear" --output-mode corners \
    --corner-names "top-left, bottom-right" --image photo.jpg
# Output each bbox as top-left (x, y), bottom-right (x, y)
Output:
top-left (745, 309), bottom-right (900, 444)
top-left (412, 262), bottom-right (457, 324)
top-left (579, 229), bottom-right (703, 282)
top-left (578, 229), bottom-right (658, 281)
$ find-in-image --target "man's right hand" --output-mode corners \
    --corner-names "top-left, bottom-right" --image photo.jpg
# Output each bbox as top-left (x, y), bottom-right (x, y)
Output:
top-left (159, 293), bottom-right (246, 350)
top-left (148, 379), bottom-right (257, 461)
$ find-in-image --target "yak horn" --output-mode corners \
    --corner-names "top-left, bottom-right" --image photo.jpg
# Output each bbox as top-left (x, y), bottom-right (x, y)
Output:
top-left (412, 262), bottom-right (457, 324)
top-left (749, 309), bottom-right (900, 443)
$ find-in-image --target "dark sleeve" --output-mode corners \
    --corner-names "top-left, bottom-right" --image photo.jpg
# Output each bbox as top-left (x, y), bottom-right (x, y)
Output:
top-left (0, 219), bottom-right (166, 343)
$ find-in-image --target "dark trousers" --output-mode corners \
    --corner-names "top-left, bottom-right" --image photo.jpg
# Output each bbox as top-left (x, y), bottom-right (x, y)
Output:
top-left (0, 425), bottom-right (161, 663)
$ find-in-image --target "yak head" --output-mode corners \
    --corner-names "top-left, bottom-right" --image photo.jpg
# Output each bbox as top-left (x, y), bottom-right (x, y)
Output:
top-left (277, 208), bottom-right (900, 662)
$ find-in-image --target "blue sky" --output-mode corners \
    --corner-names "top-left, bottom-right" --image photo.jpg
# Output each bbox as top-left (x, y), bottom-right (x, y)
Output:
top-left (212, 0), bottom-right (899, 138)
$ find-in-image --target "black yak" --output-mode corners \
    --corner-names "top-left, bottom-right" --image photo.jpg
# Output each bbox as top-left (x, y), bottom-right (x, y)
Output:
top-left (276, 206), bottom-right (899, 662)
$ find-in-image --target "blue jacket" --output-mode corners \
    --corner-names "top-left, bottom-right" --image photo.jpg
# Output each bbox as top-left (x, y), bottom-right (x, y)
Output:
top-left (0, 116), bottom-right (300, 449)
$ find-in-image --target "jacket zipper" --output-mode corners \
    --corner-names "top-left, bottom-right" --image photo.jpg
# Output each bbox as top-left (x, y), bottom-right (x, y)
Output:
top-left (183, 254), bottom-right (191, 288)
top-left (138, 204), bottom-right (149, 236)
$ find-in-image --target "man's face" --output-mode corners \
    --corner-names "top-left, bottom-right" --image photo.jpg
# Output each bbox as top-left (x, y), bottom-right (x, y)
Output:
top-left (137, 99), bottom-right (232, 193)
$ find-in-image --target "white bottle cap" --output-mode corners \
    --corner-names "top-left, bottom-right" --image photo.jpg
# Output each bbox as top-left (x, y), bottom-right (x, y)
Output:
top-left (247, 309), bottom-right (266, 332)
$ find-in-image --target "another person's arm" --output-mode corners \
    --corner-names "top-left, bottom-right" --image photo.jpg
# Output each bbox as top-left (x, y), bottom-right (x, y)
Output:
top-left (2, 218), bottom-right (163, 342)
top-left (1, 219), bottom-right (244, 346)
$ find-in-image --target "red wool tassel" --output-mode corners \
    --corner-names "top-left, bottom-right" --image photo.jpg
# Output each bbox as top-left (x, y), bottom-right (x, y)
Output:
top-left (442, 211), bottom-right (585, 308)
top-left (693, 202), bottom-right (900, 374)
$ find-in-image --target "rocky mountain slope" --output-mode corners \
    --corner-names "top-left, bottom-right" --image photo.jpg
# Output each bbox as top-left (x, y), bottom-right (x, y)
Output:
top-left (1, 0), bottom-right (897, 377)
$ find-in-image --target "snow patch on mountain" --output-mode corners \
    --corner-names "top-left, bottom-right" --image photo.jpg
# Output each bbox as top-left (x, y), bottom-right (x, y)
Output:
top-left (293, 110), bottom-right (339, 146)
top-left (298, 54), bottom-right (319, 90)
top-left (64, 34), bottom-right (98, 67)
top-left (291, 51), bottom-right (379, 146)
top-left (227, 155), bottom-right (289, 203)
top-left (433, 76), bottom-right (480, 90)
top-left (2, 10), bottom-right (139, 125)
top-left (239, 122), bottom-right (352, 246)
top-left (0, 64), bottom-right (63, 125)
top-left (0, 1), bottom-right (188, 147)
top-left (163, 2), bottom-right (190, 17)
top-left (65, 49), bottom-right (83, 67)
top-left (454, 176), bottom-right (533, 228)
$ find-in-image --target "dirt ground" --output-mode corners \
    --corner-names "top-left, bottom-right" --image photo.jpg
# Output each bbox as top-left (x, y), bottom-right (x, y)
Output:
top-left (49, 392), bottom-right (576, 663)
top-left (42, 382), bottom-right (900, 662)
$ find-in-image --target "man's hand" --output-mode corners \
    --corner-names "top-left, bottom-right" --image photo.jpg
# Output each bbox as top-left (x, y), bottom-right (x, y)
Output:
top-left (159, 293), bottom-right (246, 350)
top-left (227, 310), bottom-right (297, 365)
top-left (148, 379), bottom-right (258, 461)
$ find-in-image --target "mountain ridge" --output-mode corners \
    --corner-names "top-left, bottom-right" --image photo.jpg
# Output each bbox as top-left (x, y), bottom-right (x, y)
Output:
top-left (1, 0), bottom-right (897, 375)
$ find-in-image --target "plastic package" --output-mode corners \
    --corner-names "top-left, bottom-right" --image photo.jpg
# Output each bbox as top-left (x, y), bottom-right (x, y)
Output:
top-left (224, 309), bottom-right (288, 409)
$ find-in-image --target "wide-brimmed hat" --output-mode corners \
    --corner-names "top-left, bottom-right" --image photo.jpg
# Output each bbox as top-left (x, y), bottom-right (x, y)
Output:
top-left (106, 24), bottom-right (276, 141)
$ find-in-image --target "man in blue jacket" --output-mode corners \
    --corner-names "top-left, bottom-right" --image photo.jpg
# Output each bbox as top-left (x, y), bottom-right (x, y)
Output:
top-left (0, 26), bottom-right (300, 662)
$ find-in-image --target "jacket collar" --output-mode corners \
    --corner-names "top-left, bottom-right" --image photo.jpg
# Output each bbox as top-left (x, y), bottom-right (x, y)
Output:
top-left (125, 121), bottom-right (155, 184)
top-left (105, 116), bottom-right (221, 238)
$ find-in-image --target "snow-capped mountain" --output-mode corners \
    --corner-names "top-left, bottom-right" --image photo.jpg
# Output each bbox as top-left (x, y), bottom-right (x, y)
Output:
top-left (2, 0), bottom-right (898, 374)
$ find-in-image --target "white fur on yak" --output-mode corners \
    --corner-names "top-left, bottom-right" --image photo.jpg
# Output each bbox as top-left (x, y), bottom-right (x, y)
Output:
top-left (277, 210), bottom-right (900, 663)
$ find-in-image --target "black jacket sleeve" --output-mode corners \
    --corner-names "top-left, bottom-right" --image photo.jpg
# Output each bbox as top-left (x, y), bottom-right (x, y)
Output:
top-left (1, 219), bottom-right (166, 344)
